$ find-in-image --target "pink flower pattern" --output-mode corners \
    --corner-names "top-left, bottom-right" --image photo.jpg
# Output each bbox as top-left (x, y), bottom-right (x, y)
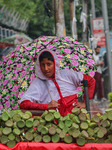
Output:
top-left (30, 74), bottom-right (35, 81)
top-left (89, 71), bottom-right (95, 77)
top-left (73, 54), bottom-right (79, 59)
top-left (25, 75), bottom-right (29, 79)
top-left (64, 49), bottom-right (71, 53)
top-left (0, 105), bottom-right (3, 110)
top-left (72, 60), bottom-right (79, 67)
top-left (5, 70), bottom-right (9, 74)
top-left (0, 73), bottom-right (3, 79)
top-left (12, 86), bottom-right (18, 92)
top-left (0, 81), bottom-right (2, 85)
top-left (6, 95), bottom-right (10, 99)
top-left (5, 101), bottom-right (10, 108)
top-left (17, 64), bottom-right (23, 68)
top-left (7, 60), bottom-right (12, 65)
top-left (21, 71), bottom-right (27, 77)
top-left (30, 66), bottom-right (33, 70)
top-left (8, 84), bottom-right (12, 88)
top-left (19, 92), bottom-right (25, 98)
top-left (4, 80), bottom-right (7, 86)
top-left (46, 45), bottom-right (54, 49)
top-left (26, 46), bottom-right (32, 50)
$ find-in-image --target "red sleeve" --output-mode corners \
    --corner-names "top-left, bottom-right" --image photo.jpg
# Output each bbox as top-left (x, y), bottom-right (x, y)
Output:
top-left (83, 74), bottom-right (95, 100)
top-left (19, 100), bottom-right (48, 110)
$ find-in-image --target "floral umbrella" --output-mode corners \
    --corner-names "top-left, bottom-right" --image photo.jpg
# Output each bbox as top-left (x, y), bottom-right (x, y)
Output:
top-left (0, 36), bottom-right (96, 112)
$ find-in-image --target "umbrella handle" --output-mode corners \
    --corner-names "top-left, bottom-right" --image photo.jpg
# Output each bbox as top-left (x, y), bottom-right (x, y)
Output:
top-left (82, 80), bottom-right (91, 118)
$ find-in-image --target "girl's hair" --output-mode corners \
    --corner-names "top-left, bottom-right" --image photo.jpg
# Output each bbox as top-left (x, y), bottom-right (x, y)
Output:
top-left (39, 51), bottom-right (54, 62)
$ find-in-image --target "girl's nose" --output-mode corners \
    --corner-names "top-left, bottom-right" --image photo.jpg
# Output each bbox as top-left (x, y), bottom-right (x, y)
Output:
top-left (44, 64), bottom-right (48, 70)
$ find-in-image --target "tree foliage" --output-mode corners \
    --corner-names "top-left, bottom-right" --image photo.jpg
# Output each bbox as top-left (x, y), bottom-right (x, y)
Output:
top-left (27, 0), bottom-right (55, 39)
top-left (0, 0), bottom-right (37, 20)
top-left (0, 0), bottom-right (112, 39)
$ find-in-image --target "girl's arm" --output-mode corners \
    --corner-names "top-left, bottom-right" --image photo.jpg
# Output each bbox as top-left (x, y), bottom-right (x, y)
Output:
top-left (19, 100), bottom-right (59, 110)
top-left (83, 74), bottom-right (95, 100)
top-left (19, 100), bottom-right (48, 110)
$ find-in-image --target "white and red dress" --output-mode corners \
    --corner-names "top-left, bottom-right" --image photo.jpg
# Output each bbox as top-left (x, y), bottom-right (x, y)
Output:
top-left (19, 50), bottom-right (95, 116)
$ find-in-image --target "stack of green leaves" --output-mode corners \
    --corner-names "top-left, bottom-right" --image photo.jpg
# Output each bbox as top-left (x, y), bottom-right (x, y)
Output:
top-left (1, 107), bottom-right (112, 148)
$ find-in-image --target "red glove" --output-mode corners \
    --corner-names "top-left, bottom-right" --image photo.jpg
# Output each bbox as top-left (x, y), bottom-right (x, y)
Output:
top-left (19, 100), bottom-right (48, 110)
top-left (83, 74), bottom-right (95, 100)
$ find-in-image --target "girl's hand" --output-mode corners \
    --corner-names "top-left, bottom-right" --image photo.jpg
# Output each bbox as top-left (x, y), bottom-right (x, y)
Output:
top-left (48, 100), bottom-right (59, 109)
top-left (75, 101), bottom-right (86, 109)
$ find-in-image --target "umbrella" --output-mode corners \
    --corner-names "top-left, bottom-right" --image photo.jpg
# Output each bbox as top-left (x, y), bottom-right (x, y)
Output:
top-left (0, 36), bottom-right (96, 112)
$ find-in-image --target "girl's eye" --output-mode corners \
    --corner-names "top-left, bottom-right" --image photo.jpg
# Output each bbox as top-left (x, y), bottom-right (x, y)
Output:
top-left (47, 63), bottom-right (51, 66)
top-left (40, 64), bottom-right (45, 67)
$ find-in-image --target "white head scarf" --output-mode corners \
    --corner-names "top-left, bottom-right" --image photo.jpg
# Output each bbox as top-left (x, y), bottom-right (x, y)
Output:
top-left (35, 49), bottom-right (60, 80)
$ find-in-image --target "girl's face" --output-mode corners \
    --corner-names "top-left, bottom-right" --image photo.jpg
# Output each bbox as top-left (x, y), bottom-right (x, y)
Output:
top-left (40, 58), bottom-right (55, 78)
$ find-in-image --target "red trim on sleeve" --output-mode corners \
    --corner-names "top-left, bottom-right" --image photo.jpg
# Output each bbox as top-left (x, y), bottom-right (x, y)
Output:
top-left (83, 74), bottom-right (95, 100)
top-left (19, 100), bottom-right (48, 110)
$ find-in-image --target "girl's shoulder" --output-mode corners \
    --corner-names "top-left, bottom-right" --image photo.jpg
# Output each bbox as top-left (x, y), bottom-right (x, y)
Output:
top-left (60, 69), bottom-right (77, 77)
top-left (60, 69), bottom-right (76, 74)
top-left (60, 69), bottom-right (82, 78)
top-left (30, 77), bottom-right (44, 85)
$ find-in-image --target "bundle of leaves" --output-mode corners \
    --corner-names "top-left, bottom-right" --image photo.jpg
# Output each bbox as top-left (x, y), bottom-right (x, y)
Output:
top-left (1, 107), bottom-right (112, 148)
top-left (108, 92), bottom-right (112, 108)
top-left (108, 92), bottom-right (112, 102)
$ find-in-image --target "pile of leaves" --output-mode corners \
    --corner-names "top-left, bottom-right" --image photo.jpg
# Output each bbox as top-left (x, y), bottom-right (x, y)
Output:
top-left (108, 92), bottom-right (112, 108)
top-left (1, 107), bottom-right (112, 148)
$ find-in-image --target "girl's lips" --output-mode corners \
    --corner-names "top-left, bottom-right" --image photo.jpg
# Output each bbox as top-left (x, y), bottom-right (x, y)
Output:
top-left (45, 72), bottom-right (50, 75)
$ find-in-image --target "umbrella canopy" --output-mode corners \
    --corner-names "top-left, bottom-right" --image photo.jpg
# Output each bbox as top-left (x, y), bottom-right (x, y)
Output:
top-left (0, 36), bottom-right (96, 112)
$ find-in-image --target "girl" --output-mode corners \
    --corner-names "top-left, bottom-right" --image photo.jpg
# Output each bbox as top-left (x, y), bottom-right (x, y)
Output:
top-left (19, 49), bottom-right (95, 116)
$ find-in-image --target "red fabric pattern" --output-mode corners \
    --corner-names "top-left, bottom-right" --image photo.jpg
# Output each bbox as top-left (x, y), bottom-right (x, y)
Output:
top-left (83, 74), bottom-right (95, 100)
top-left (58, 94), bottom-right (78, 117)
top-left (19, 100), bottom-right (48, 110)
top-left (19, 75), bottom-right (95, 116)
top-left (51, 78), bottom-right (78, 117)
top-left (58, 74), bottom-right (95, 116)
top-left (1, 143), bottom-right (112, 150)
